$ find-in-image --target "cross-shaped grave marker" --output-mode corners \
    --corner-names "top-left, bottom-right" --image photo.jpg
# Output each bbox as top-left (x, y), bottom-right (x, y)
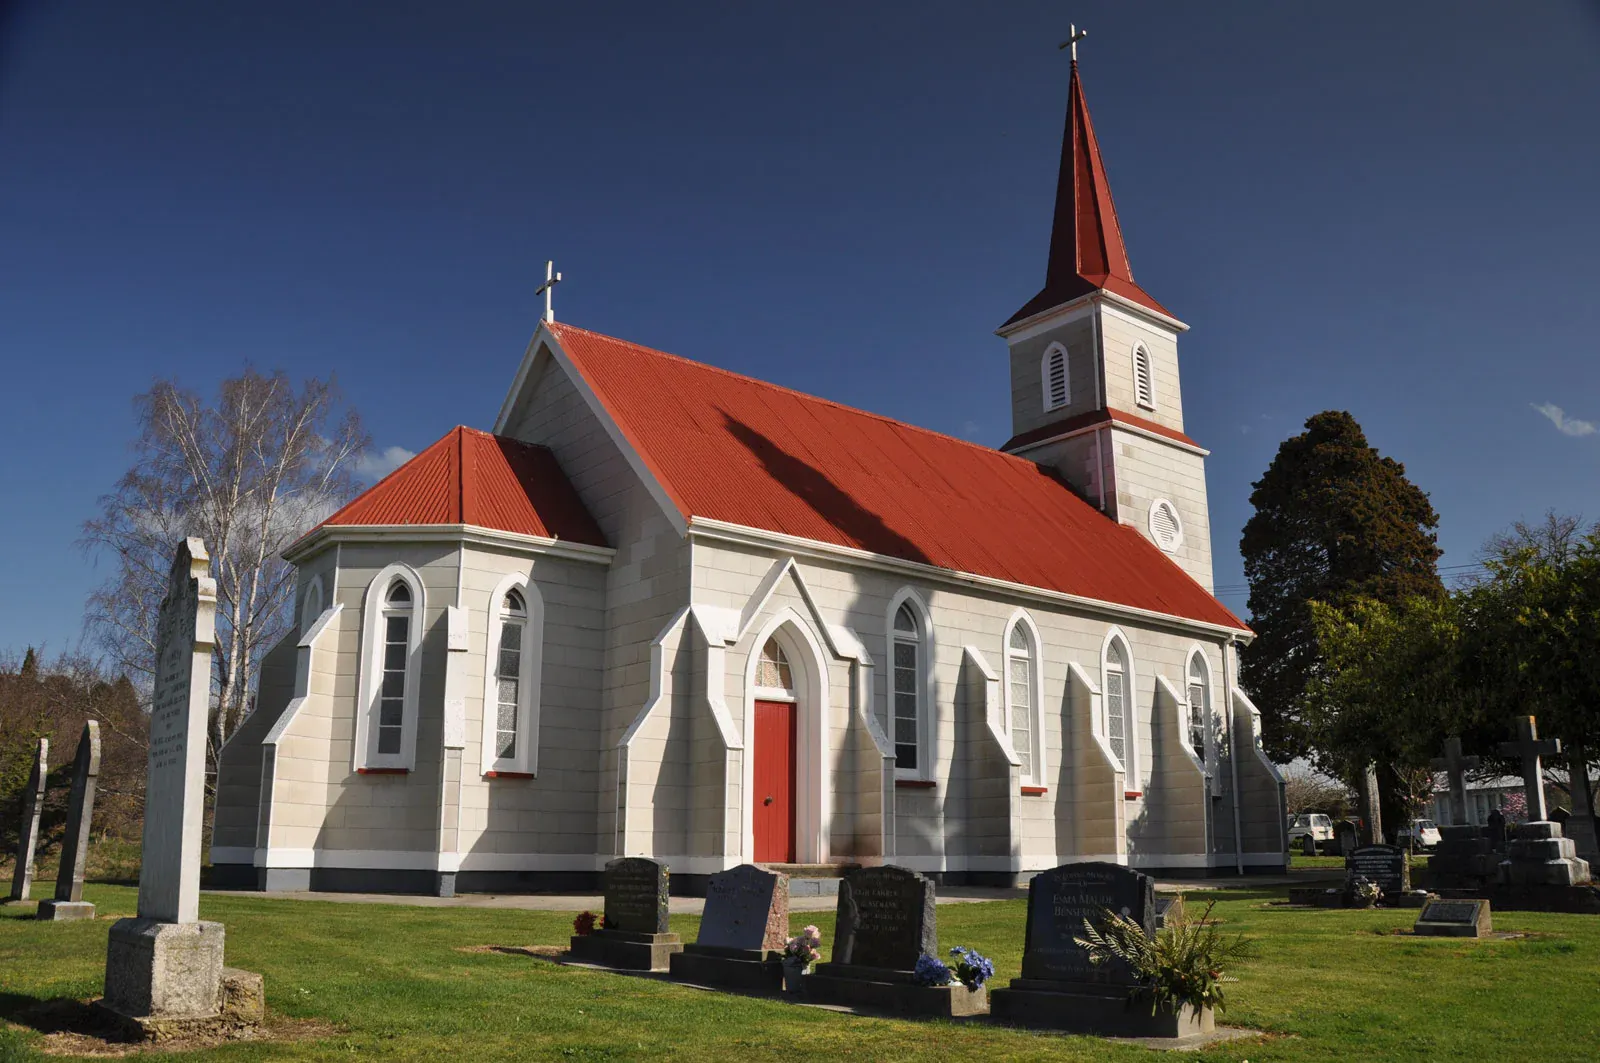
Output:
top-left (1430, 735), bottom-right (1481, 826)
top-left (1499, 715), bottom-right (1560, 822)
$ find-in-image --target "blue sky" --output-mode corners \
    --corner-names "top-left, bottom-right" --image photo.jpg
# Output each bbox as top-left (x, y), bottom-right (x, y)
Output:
top-left (2, 1), bottom-right (1598, 659)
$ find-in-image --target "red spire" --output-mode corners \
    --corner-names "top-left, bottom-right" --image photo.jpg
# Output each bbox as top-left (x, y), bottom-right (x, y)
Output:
top-left (1005, 61), bottom-right (1171, 327)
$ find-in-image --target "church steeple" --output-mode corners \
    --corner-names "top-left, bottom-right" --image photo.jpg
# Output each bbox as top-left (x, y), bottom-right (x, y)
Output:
top-left (1004, 60), bottom-right (1170, 327)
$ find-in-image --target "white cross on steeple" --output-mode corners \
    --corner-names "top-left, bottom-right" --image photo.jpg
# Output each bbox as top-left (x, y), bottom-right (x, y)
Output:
top-left (1059, 24), bottom-right (1087, 62)
top-left (536, 260), bottom-right (563, 324)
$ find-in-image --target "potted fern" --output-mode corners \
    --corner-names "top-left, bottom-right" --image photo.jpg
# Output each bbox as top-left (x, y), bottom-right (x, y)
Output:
top-left (1074, 895), bottom-right (1251, 1030)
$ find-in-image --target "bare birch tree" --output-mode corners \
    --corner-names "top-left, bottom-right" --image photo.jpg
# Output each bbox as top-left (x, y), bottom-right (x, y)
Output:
top-left (82, 371), bottom-right (369, 764)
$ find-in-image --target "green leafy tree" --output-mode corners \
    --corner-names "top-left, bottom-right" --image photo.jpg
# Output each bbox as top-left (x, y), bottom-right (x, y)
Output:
top-left (1239, 411), bottom-right (1443, 763)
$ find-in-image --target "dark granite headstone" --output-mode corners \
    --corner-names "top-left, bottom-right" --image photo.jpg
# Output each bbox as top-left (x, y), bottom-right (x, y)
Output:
top-left (602, 857), bottom-right (669, 934)
top-left (831, 865), bottom-right (937, 971)
top-left (1019, 862), bottom-right (1154, 984)
top-left (38, 722), bottom-right (101, 921)
top-left (1334, 820), bottom-right (1360, 857)
top-left (696, 864), bottom-right (788, 951)
top-left (1414, 899), bottom-right (1491, 938)
top-left (1346, 845), bottom-right (1409, 898)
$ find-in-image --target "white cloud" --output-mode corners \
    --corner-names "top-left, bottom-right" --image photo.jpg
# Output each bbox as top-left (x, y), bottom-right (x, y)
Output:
top-left (1532, 403), bottom-right (1597, 438)
top-left (959, 420), bottom-right (982, 441)
top-left (356, 445), bottom-right (416, 481)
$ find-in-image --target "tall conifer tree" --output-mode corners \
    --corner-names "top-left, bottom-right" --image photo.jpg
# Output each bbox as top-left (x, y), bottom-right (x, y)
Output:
top-left (1240, 411), bottom-right (1443, 763)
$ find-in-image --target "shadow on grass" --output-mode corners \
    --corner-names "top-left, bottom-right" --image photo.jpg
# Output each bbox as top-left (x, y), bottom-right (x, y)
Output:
top-left (0, 992), bottom-right (132, 1043)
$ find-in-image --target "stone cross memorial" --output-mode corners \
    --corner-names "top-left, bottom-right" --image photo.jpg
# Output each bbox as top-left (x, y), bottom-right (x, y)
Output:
top-left (668, 863), bottom-right (788, 992)
top-left (989, 863), bottom-right (1207, 1037)
top-left (1499, 715), bottom-right (1559, 822)
top-left (6, 738), bottom-right (47, 903)
top-left (101, 539), bottom-right (262, 1037)
top-left (1430, 735), bottom-right (1481, 826)
top-left (568, 857), bottom-right (683, 971)
top-left (38, 722), bottom-right (101, 921)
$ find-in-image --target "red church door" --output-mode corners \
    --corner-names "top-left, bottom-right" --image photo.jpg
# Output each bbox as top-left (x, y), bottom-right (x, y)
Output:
top-left (753, 699), bottom-right (796, 863)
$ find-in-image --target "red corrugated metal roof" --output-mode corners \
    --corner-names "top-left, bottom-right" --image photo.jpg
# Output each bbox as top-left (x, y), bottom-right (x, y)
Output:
top-left (1003, 407), bottom-right (1203, 453)
top-left (548, 322), bottom-right (1245, 630)
top-left (318, 426), bottom-right (608, 547)
top-left (1003, 61), bottom-right (1171, 328)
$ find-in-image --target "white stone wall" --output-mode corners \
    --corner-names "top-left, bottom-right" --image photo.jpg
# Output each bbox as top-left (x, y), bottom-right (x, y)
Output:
top-left (1106, 427), bottom-right (1215, 591)
top-left (1008, 313), bottom-right (1098, 439)
top-left (1097, 303), bottom-right (1185, 433)
top-left (686, 536), bottom-right (1257, 873)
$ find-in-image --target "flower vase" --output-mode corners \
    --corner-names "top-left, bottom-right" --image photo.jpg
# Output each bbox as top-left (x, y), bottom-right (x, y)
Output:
top-left (782, 960), bottom-right (806, 994)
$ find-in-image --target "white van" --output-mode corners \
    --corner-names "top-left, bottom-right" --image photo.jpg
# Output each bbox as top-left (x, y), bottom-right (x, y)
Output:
top-left (1287, 813), bottom-right (1334, 855)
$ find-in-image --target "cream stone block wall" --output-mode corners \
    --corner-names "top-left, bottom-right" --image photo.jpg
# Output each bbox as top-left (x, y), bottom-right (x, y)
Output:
top-left (212, 630), bottom-right (298, 852)
top-left (1106, 427), bottom-right (1215, 591)
top-left (1007, 313), bottom-right (1097, 439)
top-left (1097, 303), bottom-right (1185, 433)
top-left (688, 537), bottom-right (1247, 873)
top-left (1233, 690), bottom-right (1289, 861)
top-left (451, 543), bottom-right (606, 860)
top-left (1064, 662), bottom-right (1124, 860)
top-left (1130, 677), bottom-right (1208, 863)
top-left (955, 647), bottom-right (1019, 869)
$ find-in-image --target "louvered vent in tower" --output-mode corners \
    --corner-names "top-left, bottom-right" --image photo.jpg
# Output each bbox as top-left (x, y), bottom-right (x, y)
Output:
top-left (1133, 345), bottom-right (1155, 409)
top-left (1148, 498), bottom-right (1183, 553)
top-left (1042, 344), bottom-right (1069, 412)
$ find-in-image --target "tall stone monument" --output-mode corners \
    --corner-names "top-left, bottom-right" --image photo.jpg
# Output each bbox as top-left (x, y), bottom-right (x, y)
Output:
top-left (6, 738), bottom-right (47, 903)
top-left (38, 721), bottom-right (101, 921)
top-left (100, 539), bottom-right (262, 1038)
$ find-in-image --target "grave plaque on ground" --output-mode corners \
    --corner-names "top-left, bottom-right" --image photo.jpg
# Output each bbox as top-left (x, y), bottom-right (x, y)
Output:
top-left (1414, 899), bottom-right (1491, 938)
top-left (805, 865), bottom-right (984, 1018)
top-left (567, 857), bottom-right (682, 970)
top-left (100, 539), bottom-right (263, 1038)
top-left (668, 864), bottom-right (788, 992)
top-left (5, 738), bottom-right (47, 903)
top-left (38, 722), bottom-right (101, 921)
top-left (990, 862), bottom-right (1207, 1037)
top-left (1346, 845), bottom-right (1409, 900)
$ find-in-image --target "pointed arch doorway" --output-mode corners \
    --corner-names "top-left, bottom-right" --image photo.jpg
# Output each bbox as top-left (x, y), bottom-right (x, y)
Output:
top-left (752, 637), bottom-right (797, 863)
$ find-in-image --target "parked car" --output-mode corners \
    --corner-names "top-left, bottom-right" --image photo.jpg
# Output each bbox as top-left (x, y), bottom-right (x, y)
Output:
top-left (1287, 813), bottom-right (1335, 855)
top-left (1396, 819), bottom-right (1442, 852)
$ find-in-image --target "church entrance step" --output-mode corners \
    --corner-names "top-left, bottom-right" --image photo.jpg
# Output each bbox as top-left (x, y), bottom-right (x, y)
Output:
top-left (758, 862), bottom-right (860, 897)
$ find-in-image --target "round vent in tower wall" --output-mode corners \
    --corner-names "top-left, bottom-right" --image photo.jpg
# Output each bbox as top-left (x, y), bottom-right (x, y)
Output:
top-left (1148, 499), bottom-right (1183, 553)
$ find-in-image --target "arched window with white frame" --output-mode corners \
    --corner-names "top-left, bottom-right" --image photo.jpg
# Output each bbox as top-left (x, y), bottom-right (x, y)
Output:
top-left (481, 574), bottom-right (544, 777)
top-left (354, 564), bottom-right (424, 771)
top-left (1133, 344), bottom-right (1155, 410)
top-left (1186, 649), bottom-right (1211, 766)
top-left (1041, 342), bottom-right (1070, 413)
top-left (887, 592), bottom-right (931, 777)
top-left (1004, 613), bottom-right (1044, 786)
top-left (1101, 630), bottom-right (1137, 786)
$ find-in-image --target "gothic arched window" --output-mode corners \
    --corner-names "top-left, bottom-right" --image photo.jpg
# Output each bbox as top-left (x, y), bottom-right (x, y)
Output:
top-left (889, 595), bottom-right (928, 775)
top-left (482, 576), bottom-right (544, 776)
top-left (1187, 650), bottom-right (1210, 765)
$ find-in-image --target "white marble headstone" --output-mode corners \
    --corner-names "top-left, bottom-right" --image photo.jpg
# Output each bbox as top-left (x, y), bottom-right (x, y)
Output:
top-left (139, 537), bottom-right (217, 924)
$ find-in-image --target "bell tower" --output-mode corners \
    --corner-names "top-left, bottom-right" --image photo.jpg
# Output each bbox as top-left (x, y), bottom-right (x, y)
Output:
top-left (997, 54), bottom-right (1215, 591)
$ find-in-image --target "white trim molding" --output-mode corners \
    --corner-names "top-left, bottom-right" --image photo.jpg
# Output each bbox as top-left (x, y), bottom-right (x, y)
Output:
top-left (285, 522), bottom-right (615, 566)
top-left (479, 572), bottom-right (545, 777)
top-left (353, 563), bottom-right (425, 772)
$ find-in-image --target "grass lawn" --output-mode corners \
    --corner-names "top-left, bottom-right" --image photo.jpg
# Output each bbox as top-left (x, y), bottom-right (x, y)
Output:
top-left (3, 882), bottom-right (1597, 1062)
top-left (1288, 852), bottom-right (1432, 872)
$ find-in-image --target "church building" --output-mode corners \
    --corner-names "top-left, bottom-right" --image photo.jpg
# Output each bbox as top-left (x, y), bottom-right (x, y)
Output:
top-left (213, 57), bottom-right (1287, 895)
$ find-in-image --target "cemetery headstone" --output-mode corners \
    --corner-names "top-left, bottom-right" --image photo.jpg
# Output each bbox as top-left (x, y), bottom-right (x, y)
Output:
top-left (1345, 845), bottom-right (1409, 900)
top-left (1499, 820), bottom-right (1591, 888)
top-left (1333, 819), bottom-right (1359, 857)
top-left (1154, 894), bottom-right (1185, 930)
top-left (990, 862), bottom-right (1208, 1037)
top-left (37, 722), bottom-right (101, 921)
top-left (1414, 898), bottom-right (1491, 938)
top-left (1429, 824), bottom-right (1498, 890)
top-left (100, 539), bottom-right (263, 1038)
top-left (668, 864), bottom-right (788, 992)
top-left (567, 857), bottom-right (682, 970)
top-left (805, 865), bottom-right (984, 1018)
top-left (5, 738), bottom-right (47, 903)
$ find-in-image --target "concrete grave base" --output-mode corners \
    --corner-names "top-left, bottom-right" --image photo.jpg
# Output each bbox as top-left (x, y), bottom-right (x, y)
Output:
top-left (37, 900), bottom-right (96, 921)
top-left (667, 944), bottom-right (783, 993)
top-left (93, 968), bottom-right (264, 1043)
top-left (103, 919), bottom-right (226, 1020)
top-left (989, 980), bottom-right (1213, 1038)
top-left (567, 929), bottom-right (682, 971)
top-left (803, 963), bottom-right (989, 1017)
